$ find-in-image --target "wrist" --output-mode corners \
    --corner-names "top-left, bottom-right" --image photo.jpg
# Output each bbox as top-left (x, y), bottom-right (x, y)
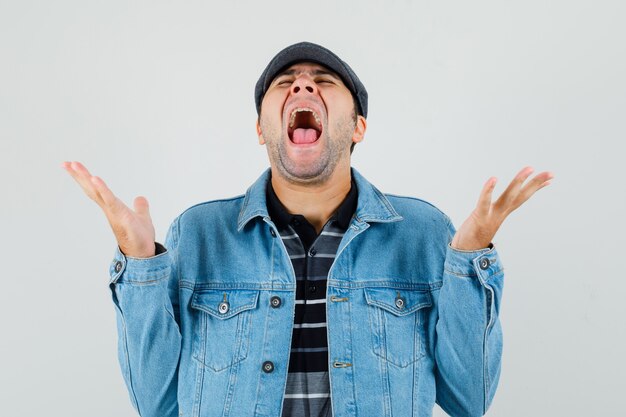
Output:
top-left (119, 242), bottom-right (157, 258)
top-left (451, 234), bottom-right (492, 251)
top-left (449, 241), bottom-right (494, 252)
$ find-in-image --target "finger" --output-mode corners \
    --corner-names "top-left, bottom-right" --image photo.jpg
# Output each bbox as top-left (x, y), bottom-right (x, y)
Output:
top-left (476, 177), bottom-right (497, 216)
top-left (493, 166), bottom-right (536, 209)
top-left (498, 172), bottom-right (554, 215)
top-left (63, 161), bottom-right (103, 203)
top-left (62, 161), bottom-right (86, 182)
top-left (133, 196), bottom-right (151, 219)
top-left (526, 171), bottom-right (554, 187)
top-left (90, 176), bottom-right (120, 210)
top-left (537, 180), bottom-right (552, 190)
top-left (518, 171), bottom-right (555, 200)
top-left (63, 161), bottom-right (94, 185)
top-left (69, 161), bottom-right (94, 178)
top-left (515, 166), bottom-right (536, 182)
top-left (501, 166), bottom-right (535, 196)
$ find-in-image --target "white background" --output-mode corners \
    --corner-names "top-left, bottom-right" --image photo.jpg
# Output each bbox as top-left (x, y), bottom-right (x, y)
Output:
top-left (1, 0), bottom-right (624, 416)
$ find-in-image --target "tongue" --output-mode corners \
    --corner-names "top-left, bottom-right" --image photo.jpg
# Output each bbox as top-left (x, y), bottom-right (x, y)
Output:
top-left (292, 128), bottom-right (318, 144)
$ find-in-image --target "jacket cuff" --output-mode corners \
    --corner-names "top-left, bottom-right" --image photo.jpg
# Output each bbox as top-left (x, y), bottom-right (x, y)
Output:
top-left (109, 243), bottom-right (170, 284)
top-left (444, 243), bottom-right (503, 286)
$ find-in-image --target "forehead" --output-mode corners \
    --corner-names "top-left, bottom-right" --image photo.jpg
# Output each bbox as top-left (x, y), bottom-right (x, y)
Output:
top-left (274, 62), bottom-right (344, 83)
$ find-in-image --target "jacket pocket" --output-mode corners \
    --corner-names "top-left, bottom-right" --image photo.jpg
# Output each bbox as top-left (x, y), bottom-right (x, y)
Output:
top-left (190, 289), bottom-right (260, 372)
top-left (364, 287), bottom-right (432, 368)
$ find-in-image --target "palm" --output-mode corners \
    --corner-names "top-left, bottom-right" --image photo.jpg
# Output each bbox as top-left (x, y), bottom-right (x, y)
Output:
top-left (63, 161), bottom-right (156, 258)
top-left (451, 166), bottom-right (554, 251)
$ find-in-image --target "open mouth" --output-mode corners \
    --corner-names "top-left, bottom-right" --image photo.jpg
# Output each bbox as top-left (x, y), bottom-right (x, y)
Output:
top-left (287, 108), bottom-right (323, 144)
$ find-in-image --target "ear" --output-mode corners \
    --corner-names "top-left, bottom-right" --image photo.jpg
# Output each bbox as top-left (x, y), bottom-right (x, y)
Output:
top-left (352, 116), bottom-right (367, 144)
top-left (256, 119), bottom-right (266, 145)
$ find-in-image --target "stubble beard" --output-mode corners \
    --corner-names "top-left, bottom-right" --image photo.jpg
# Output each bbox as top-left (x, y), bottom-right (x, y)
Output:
top-left (260, 114), bottom-right (356, 186)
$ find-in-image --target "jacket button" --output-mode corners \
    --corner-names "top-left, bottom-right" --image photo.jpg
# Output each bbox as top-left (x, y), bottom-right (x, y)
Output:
top-left (218, 302), bottom-right (230, 314)
top-left (479, 258), bottom-right (490, 270)
top-left (395, 297), bottom-right (405, 309)
top-left (114, 261), bottom-right (123, 273)
top-left (262, 361), bottom-right (274, 373)
top-left (270, 228), bottom-right (277, 237)
top-left (270, 296), bottom-right (282, 308)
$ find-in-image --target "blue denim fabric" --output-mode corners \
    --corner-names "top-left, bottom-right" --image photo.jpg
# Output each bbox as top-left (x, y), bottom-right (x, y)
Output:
top-left (108, 168), bottom-right (503, 417)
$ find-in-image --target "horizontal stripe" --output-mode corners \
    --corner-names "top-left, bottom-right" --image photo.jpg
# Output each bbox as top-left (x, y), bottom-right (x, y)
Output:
top-left (284, 393), bottom-right (330, 399)
top-left (295, 298), bottom-right (326, 304)
top-left (293, 322), bottom-right (327, 329)
top-left (291, 347), bottom-right (328, 353)
top-left (284, 371), bottom-right (329, 385)
top-left (320, 231), bottom-right (345, 237)
top-left (280, 233), bottom-right (299, 240)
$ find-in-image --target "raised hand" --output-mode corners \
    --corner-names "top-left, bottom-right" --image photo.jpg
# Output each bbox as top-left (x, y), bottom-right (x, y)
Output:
top-left (62, 161), bottom-right (157, 258)
top-left (451, 166), bottom-right (554, 251)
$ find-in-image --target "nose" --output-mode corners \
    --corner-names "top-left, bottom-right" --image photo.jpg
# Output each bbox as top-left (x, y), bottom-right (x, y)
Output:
top-left (290, 76), bottom-right (318, 96)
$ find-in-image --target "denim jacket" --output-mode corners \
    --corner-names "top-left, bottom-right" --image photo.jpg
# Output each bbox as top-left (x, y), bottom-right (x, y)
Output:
top-left (108, 168), bottom-right (503, 417)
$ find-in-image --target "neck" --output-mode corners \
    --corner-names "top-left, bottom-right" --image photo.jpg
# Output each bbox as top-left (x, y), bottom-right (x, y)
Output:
top-left (271, 165), bottom-right (352, 234)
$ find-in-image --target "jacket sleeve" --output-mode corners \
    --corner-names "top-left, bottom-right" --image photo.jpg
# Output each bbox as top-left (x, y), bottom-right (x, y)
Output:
top-left (434, 220), bottom-right (504, 417)
top-left (108, 218), bottom-right (182, 417)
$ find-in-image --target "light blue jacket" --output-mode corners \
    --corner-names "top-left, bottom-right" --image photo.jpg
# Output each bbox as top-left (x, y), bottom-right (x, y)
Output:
top-left (108, 168), bottom-right (503, 417)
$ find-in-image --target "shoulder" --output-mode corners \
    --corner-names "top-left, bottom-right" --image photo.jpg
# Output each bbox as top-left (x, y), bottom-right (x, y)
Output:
top-left (382, 193), bottom-right (453, 239)
top-left (384, 193), bottom-right (451, 225)
top-left (175, 194), bottom-right (246, 225)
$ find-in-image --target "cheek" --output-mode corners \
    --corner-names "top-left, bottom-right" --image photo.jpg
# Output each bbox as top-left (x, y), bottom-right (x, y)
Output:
top-left (261, 91), bottom-right (287, 115)
top-left (328, 105), bottom-right (357, 129)
top-left (259, 115), bottom-right (283, 144)
top-left (258, 111), bottom-right (280, 138)
top-left (325, 94), bottom-right (356, 120)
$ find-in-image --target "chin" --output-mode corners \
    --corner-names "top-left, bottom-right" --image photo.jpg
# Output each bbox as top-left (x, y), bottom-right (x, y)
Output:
top-left (275, 164), bottom-right (331, 185)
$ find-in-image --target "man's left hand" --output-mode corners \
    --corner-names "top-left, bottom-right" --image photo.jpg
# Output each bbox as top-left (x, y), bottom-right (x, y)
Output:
top-left (451, 166), bottom-right (554, 251)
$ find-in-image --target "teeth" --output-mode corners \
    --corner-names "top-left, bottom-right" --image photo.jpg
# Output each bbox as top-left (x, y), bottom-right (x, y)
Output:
top-left (289, 108), bottom-right (321, 128)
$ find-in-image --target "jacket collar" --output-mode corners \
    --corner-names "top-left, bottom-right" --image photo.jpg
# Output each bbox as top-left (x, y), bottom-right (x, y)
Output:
top-left (237, 167), bottom-right (403, 231)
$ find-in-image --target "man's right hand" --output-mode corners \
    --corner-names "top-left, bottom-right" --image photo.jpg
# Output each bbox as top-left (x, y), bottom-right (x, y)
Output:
top-left (62, 161), bottom-right (157, 258)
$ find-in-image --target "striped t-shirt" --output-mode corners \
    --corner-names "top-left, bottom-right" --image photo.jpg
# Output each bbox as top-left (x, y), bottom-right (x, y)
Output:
top-left (266, 180), bottom-right (357, 417)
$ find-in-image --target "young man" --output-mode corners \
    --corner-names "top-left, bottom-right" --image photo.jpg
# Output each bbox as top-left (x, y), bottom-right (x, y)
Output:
top-left (64, 42), bottom-right (553, 417)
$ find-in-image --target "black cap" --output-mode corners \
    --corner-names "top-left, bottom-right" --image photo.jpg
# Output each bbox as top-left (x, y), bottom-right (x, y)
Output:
top-left (255, 42), bottom-right (368, 118)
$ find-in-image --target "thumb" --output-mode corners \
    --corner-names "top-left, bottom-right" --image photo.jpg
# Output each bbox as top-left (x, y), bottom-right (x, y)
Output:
top-left (133, 196), bottom-right (151, 218)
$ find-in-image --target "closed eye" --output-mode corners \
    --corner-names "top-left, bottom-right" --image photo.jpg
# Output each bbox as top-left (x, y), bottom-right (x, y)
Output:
top-left (272, 76), bottom-right (294, 87)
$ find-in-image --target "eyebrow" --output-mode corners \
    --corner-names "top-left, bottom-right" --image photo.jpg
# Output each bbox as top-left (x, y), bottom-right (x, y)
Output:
top-left (274, 68), bottom-right (340, 79)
